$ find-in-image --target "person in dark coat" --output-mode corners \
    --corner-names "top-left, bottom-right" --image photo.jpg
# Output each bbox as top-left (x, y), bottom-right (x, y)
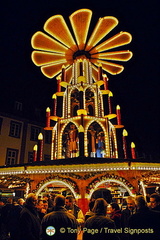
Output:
top-left (65, 195), bottom-right (84, 224)
top-left (110, 202), bottom-right (122, 228)
top-left (83, 198), bottom-right (120, 240)
top-left (121, 196), bottom-right (136, 228)
top-left (19, 193), bottom-right (41, 240)
top-left (0, 198), bottom-right (13, 239)
top-left (37, 199), bottom-right (46, 220)
top-left (128, 195), bottom-right (160, 240)
top-left (85, 200), bottom-right (95, 221)
top-left (0, 200), bottom-right (4, 238)
top-left (7, 199), bottom-right (24, 240)
top-left (120, 196), bottom-right (136, 240)
top-left (42, 200), bottom-right (49, 214)
top-left (41, 195), bottom-right (78, 240)
top-left (149, 193), bottom-right (160, 211)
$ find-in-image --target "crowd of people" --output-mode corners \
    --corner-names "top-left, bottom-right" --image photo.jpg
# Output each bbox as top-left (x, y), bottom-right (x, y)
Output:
top-left (0, 192), bottom-right (160, 240)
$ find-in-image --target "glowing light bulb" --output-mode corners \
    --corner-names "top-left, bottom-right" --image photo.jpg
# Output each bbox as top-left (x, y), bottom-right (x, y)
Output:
top-left (38, 133), bottom-right (43, 140)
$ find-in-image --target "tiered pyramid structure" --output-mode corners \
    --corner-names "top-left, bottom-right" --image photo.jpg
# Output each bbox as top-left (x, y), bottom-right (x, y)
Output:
top-left (31, 9), bottom-right (136, 161)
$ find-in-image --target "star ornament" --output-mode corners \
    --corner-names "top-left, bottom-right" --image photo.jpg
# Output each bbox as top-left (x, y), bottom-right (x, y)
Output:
top-left (31, 9), bottom-right (133, 81)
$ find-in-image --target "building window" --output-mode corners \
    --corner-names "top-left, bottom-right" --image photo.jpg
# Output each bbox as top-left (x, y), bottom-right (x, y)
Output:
top-left (9, 121), bottom-right (22, 138)
top-left (28, 152), bottom-right (33, 162)
top-left (0, 118), bottom-right (3, 134)
top-left (6, 148), bottom-right (18, 165)
top-left (45, 130), bottom-right (52, 144)
top-left (44, 154), bottom-right (51, 161)
top-left (30, 126), bottom-right (41, 141)
top-left (14, 101), bottom-right (23, 111)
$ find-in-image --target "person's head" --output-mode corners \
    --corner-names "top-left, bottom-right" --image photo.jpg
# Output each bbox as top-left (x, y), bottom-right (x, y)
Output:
top-left (7, 198), bottom-right (13, 204)
top-left (110, 202), bottom-right (120, 213)
top-left (150, 193), bottom-right (160, 209)
top-left (135, 195), bottom-right (146, 209)
top-left (17, 198), bottom-right (25, 206)
top-left (25, 193), bottom-right (37, 207)
top-left (13, 199), bottom-right (18, 205)
top-left (43, 200), bottom-right (49, 210)
top-left (54, 195), bottom-right (65, 207)
top-left (36, 199), bottom-right (44, 211)
top-left (126, 196), bottom-right (136, 211)
top-left (92, 198), bottom-right (108, 216)
top-left (70, 124), bottom-right (75, 130)
top-left (65, 195), bottom-right (74, 208)
top-left (0, 200), bottom-right (4, 206)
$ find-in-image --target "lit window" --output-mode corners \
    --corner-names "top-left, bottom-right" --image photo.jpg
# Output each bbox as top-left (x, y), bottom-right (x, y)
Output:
top-left (6, 148), bottom-right (18, 165)
top-left (30, 126), bottom-right (41, 141)
top-left (9, 121), bottom-right (22, 138)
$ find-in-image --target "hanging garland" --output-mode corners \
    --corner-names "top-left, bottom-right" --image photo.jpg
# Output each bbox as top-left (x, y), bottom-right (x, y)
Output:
top-left (58, 172), bottom-right (102, 180)
top-left (0, 175), bottom-right (32, 189)
top-left (33, 175), bottom-right (79, 194)
top-left (86, 173), bottom-right (136, 194)
top-left (60, 173), bottom-right (83, 179)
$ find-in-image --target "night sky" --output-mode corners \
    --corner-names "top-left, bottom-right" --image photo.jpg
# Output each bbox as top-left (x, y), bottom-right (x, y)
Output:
top-left (1, 0), bottom-right (160, 159)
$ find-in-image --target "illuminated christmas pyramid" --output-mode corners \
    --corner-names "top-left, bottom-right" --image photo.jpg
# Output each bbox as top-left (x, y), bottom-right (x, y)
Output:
top-left (31, 9), bottom-right (136, 160)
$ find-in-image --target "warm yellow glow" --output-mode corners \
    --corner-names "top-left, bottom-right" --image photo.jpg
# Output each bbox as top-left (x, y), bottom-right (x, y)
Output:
top-left (123, 129), bottom-right (128, 137)
top-left (114, 124), bottom-right (124, 129)
top-left (3, 162), bottom-right (160, 176)
top-left (31, 9), bottom-right (132, 78)
top-left (56, 76), bottom-right (61, 80)
top-left (31, 31), bottom-right (68, 53)
top-left (91, 65), bottom-right (98, 82)
top-left (77, 109), bottom-right (87, 115)
top-left (58, 65), bottom-right (73, 83)
top-left (86, 16), bottom-right (118, 51)
top-left (60, 82), bottom-right (70, 88)
top-left (101, 90), bottom-right (110, 95)
top-left (33, 145), bottom-right (38, 151)
top-left (41, 62), bottom-right (69, 78)
top-left (56, 92), bottom-right (64, 96)
top-left (46, 107), bottom-right (50, 112)
top-left (91, 50), bottom-right (133, 62)
top-left (109, 91), bottom-right (113, 97)
top-left (77, 76), bottom-right (86, 83)
top-left (90, 32), bottom-right (132, 54)
top-left (78, 125), bottom-right (84, 132)
top-left (93, 60), bottom-right (124, 75)
top-left (50, 116), bottom-right (59, 121)
top-left (32, 51), bottom-right (66, 66)
top-left (44, 15), bottom-right (78, 51)
top-left (69, 9), bottom-right (92, 50)
top-left (113, 128), bottom-right (118, 158)
top-left (104, 114), bottom-right (116, 119)
top-left (131, 142), bottom-right (135, 148)
top-left (116, 105), bottom-right (120, 110)
top-left (94, 80), bottom-right (104, 86)
top-left (79, 86), bottom-right (84, 91)
top-left (52, 94), bottom-right (57, 99)
top-left (38, 133), bottom-right (43, 140)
